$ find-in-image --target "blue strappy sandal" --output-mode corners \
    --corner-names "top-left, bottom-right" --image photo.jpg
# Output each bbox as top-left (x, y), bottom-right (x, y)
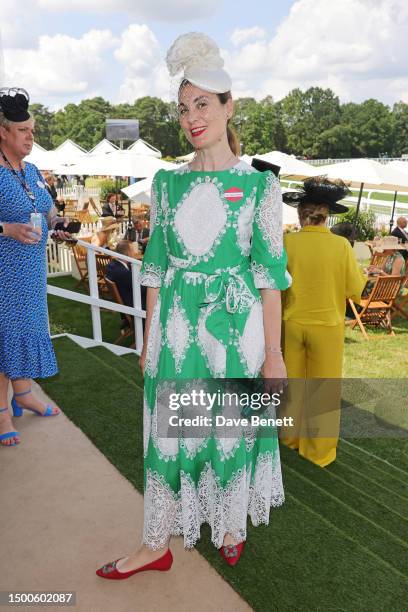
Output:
top-left (11, 389), bottom-right (60, 417)
top-left (0, 407), bottom-right (20, 446)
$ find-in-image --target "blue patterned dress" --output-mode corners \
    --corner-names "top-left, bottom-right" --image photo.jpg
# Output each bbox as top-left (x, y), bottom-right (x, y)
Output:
top-left (0, 162), bottom-right (58, 380)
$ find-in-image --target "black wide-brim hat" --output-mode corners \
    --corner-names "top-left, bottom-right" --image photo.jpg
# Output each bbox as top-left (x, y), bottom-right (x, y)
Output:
top-left (0, 88), bottom-right (30, 122)
top-left (282, 176), bottom-right (350, 214)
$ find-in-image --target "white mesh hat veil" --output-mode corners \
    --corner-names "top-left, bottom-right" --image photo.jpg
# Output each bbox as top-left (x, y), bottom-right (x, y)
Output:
top-left (166, 32), bottom-right (232, 94)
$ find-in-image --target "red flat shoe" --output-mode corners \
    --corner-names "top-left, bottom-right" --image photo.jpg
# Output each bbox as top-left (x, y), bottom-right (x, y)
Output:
top-left (96, 549), bottom-right (173, 580)
top-left (219, 542), bottom-right (245, 566)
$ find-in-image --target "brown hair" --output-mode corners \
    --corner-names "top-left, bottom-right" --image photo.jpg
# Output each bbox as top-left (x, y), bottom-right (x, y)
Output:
top-left (178, 80), bottom-right (240, 156)
top-left (298, 203), bottom-right (329, 227)
top-left (217, 91), bottom-right (240, 156)
top-left (116, 240), bottom-right (133, 257)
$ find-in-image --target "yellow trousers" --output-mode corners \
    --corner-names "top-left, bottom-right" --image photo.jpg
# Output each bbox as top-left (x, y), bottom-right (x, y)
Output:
top-left (280, 321), bottom-right (344, 467)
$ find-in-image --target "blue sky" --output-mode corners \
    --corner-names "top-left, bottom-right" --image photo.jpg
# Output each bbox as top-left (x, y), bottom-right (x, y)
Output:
top-left (2, 0), bottom-right (408, 109)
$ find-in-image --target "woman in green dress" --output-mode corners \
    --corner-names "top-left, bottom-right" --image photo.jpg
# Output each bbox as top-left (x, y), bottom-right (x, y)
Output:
top-left (97, 32), bottom-right (291, 579)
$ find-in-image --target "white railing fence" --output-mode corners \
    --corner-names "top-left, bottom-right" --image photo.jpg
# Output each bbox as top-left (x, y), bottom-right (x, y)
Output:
top-left (76, 220), bottom-right (128, 236)
top-left (307, 157), bottom-right (408, 166)
top-left (47, 240), bottom-right (144, 354)
top-left (47, 240), bottom-right (73, 276)
top-left (57, 185), bottom-right (101, 199)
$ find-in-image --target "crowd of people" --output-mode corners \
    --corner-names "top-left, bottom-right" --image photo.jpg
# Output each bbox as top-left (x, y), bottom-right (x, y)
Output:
top-left (0, 31), bottom-right (407, 587)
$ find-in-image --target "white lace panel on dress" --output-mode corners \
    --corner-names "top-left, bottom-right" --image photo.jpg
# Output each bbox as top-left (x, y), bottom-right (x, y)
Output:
top-left (174, 183), bottom-right (227, 256)
top-left (165, 294), bottom-right (192, 373)
top-left (144, 296), bottom-right (162, 378)
top-left (143, 451), bottom-right (284, 550)
top-left (236, 197), bottom-right (256, 256)
top-left (196, 306), bottom-right (226, 378)
top-left (238, 300), bottom-right (265, 376)
top-left (255, 175), bottom-right (283, 258)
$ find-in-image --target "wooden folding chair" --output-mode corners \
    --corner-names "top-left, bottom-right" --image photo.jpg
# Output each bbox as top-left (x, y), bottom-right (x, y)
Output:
top-left (370, 253), bottom-right (389, 268)
top-left (95, 253), bottom-right (112, 296)
top-left (64, 200), bottom-right (77, 218)
top-left (104, 277), bottom-right (135, 348)
top-left (89, 197), bottom-right (102, 216)
top-left (348, 275), bottom-right (403, 339)
top-left (391, 271), bottom-right (408, 321)
top-left (71, 241), bottom-right (89, 290)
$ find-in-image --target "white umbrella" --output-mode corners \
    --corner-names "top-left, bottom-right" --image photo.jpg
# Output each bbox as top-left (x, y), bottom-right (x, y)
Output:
top-left (319, 158), bottom-right (408, 191)
top-left (121, 177), bottom-right (152, 204)
top-left (319, 158), bottom-right (408, 237)
top-left (253, 151), bottom-right (320, 178)
top-left (57, 150), bottom-right (177, 178)
top-left (387, 160), bottom-right (408, 177)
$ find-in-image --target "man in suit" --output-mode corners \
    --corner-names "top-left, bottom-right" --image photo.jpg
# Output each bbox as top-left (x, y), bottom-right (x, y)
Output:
top-left (106, 240), bottom-right (146, 331)
top-left (391, 217), bottom-right (408, 260)
top-left (131, 218), bottom-right (150, 254)
top-left (102, 193), bottom-right (125, 219)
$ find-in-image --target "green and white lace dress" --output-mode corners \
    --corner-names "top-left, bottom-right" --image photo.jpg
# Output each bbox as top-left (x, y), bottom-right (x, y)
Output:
top-left (140, 161), bottom-right (291, 550)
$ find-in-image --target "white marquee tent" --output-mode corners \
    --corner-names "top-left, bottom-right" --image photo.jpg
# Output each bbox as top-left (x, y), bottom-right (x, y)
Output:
top-left (59, 149), bottom-right (176, 177)
top-left (88, 139), bottom-right (118, 155)
top-left (52, 139), bottom-right (88, 165)
top-left (127, 138), bottom-right (161, 158)
top-left (26, 143), bottom-right (56, 171)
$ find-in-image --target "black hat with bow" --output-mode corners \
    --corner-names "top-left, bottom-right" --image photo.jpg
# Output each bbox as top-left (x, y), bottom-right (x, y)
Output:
top-left (282, 176), bottom-right (350, 213)
top-left (0, 88), bottom-right (30, 122)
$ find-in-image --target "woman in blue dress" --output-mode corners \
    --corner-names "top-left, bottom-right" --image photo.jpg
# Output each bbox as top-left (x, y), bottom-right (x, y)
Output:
top-left (0, 88), bottom-right (70, 447)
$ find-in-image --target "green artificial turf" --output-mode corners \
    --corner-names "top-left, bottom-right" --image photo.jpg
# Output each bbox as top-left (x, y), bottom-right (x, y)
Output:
top-left (40, 336), bottom-right (408, 612)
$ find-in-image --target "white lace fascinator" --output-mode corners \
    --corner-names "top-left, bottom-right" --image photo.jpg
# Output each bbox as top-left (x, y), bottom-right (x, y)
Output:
top-left (166, 32), bottom-right (232, 94)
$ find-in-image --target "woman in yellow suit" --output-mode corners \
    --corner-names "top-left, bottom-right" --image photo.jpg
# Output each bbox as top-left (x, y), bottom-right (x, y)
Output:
top-left (281, 177), bottom-right (365, 467)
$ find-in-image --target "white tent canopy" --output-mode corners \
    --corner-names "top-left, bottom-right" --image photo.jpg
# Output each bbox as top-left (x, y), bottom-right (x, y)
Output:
top-left (88, 139), bottom-right (118, 155)
top-left (58, 149), bottom-right (176, 177)
top-left (318, 158), bottom-right (408, 191)
top-left (127, 138), bottom-right (161, 158)
top-left (52, 139), bottom-right (88, 165)
top-left (26, 143), bottom-right (57, 171)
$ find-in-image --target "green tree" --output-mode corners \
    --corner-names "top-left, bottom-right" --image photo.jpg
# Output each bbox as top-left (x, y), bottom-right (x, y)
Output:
top-left (314, 124), bottom-right (354, 158)
top-left (392, 102), bottom-right (408, 156)
top-left (51, 97), bottom-right (112, 150)
top-left (340, 100), bottom-right (394, 157)
top-left (279, 87), bottom-right (341, 156)
top-left (112, 97), bottom-right (180, 157)
top-left (29, 103), bottom-right (53, 149)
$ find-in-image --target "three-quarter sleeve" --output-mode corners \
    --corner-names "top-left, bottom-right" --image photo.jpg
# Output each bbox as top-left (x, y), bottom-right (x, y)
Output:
top-left (140, 171), bottom-right (168, 287)
top-left (250, 171), bottom-right (291, 290)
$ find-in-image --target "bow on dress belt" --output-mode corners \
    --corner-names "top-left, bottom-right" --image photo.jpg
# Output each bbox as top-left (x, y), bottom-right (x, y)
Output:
top-left (202, 267), bottom-right (250, 314)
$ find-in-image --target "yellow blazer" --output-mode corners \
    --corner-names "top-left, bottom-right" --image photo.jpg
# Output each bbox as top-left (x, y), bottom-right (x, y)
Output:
top-left (283, 226), bottom-right (366, 326)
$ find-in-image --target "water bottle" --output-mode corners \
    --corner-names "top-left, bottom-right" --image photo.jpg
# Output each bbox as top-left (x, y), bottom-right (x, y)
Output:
top-left (30, 212), bottom-right (42, 240)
